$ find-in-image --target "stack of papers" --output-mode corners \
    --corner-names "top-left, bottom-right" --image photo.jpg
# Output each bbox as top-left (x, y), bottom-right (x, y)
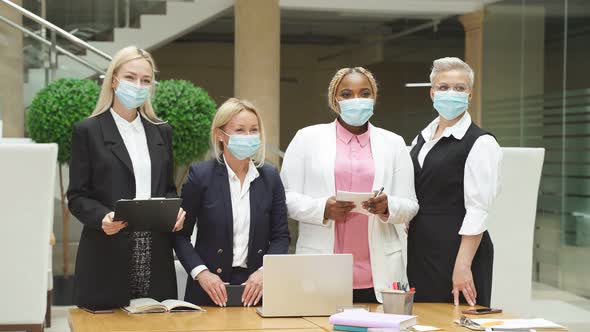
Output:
top-left (329, 309), bottom-right (417, 331)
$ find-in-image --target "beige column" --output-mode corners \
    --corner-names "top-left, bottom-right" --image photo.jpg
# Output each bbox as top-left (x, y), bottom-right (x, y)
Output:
top-left (0, 0), bottom-right (25, 137)
top-left (234, 0), bottom-right (280, 165)
top-left (459, 11), bottom-right (484, 127)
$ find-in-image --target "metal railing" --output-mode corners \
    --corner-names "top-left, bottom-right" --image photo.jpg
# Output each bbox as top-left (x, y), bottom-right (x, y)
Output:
top-left (1, 0), bottom-right (112, 61)
top-left (0, 0), bottom-right (111, 102)
top-left (0, 15), bottom-right (106, 75)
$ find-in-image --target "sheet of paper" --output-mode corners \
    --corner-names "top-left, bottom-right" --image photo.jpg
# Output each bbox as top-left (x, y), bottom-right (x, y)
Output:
top-left (411, 325), bottom-right (443, 331)
top-left (473, 318), bottom-right (566, 330)
top-left (336, 190), bottom-right (375, 216)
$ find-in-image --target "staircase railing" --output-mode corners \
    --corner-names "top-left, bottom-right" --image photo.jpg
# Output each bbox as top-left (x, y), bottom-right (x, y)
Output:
top-left (0, 15), bottom-right (106, 75)
top-left (0, 0), bottom-right (112, 105)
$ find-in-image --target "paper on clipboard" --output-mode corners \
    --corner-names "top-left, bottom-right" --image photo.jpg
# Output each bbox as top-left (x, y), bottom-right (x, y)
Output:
top-left (335, 190), bottom-right (375, 216)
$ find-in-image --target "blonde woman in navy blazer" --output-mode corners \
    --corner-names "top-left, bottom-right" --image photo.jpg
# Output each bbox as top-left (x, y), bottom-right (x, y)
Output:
top-left (175, 98), bottom-right (290, 307)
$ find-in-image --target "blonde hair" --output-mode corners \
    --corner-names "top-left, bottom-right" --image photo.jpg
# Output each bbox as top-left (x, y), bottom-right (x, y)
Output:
top-left (429, 57), bottom-right (474, 88)
top-left (210, 98), bottom-right (266, 167)
top-left (91, 46), bottom-right (164, 124)
top-left (327, 67), bottom-right (379, 113)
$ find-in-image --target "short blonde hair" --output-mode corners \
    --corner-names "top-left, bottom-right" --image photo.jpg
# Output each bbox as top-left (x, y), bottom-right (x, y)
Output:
top-left (91, 45), bottom-right (163, 124)
top-left (327, 67), bottom-right (379, 114)
top-left (210, 98), bottom-right (266, 166)
top-left (429, 57), bottom-right (474, 88)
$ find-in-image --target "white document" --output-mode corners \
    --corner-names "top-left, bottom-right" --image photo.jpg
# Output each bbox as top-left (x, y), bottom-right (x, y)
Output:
top-left (473, 318), bottom-right (566, 330)
top-left (411, 325), bottom-right (443, 331)
top-left (336, 190), bottom-right (375, 216)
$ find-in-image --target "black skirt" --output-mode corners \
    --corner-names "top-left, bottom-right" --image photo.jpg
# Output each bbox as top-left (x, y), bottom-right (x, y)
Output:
top-left (407, 212), bottom-right (494, 306)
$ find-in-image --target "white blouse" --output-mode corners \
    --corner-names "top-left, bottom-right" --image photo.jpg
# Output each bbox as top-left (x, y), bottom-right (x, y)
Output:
top-left (411, 112), bottom-right (502, 236)
top-left (190, 160), bottom-right (260, 279)
top-left (110, 109), bottom-right (152, 199)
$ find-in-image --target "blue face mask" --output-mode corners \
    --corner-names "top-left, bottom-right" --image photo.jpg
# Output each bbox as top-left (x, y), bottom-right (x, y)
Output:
top-left (338, 98), bottom-right (374, 126)
top-left (433, 91), bottom-right (469, 120)
top-left (115, 78), bottom-right (151, 109)
top-left (222, 131), bottom-right (261, 160)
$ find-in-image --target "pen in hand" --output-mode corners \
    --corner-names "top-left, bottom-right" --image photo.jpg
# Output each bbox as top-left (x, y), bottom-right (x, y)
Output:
top-left (374, 186), bottom-right (385, 198)
top-left (368, 186), bottom-right (385, 211)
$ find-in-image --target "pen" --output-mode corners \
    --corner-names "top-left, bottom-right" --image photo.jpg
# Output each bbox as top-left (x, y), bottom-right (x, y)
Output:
top-left (374, 186), bottom-right (385, 197)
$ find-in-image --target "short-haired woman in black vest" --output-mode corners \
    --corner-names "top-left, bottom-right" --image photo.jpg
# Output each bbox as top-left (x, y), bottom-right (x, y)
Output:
top-left (407, 57), bottom-right (502, 307)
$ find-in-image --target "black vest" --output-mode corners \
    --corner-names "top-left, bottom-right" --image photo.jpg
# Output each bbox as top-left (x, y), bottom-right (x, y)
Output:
top-left (407, 121), bottom-right (495, 306)
top-left (411, 123), bottom-right (493, 222)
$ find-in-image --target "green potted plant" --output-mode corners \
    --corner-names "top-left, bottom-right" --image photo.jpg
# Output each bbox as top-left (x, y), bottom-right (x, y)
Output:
top-left (27, 78), bottom-right (100, 277)
top-left (152, 79), bottom-right (217, 189)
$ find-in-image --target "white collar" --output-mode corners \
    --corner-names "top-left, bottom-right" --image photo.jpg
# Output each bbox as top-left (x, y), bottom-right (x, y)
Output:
top-left (110, 108), bottom-right (143, 132)
top-left (421, 112), bottom-right (472, 142)
top-left (225, 159), bottom-right (259, 183)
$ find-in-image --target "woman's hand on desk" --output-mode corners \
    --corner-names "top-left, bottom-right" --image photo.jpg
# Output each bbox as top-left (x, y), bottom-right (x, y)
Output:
top-left (102, 212), bottom-right (127, 235)
top-left (196, 270), bottom-right (228, 307)
top-left (452, 263), bottom-right (477, 307)
top-left (242, 270), bottom-right (263, 307)
top-left (173, 208), bottom-right (186, 232)
top-left (324, 197), bottom-right (356, 220)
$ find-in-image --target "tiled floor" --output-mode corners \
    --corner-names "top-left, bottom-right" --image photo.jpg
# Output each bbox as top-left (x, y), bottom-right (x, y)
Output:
top-left (528, 282), bottom-right (590, 332)
top-left (46, 306), bottom-right (72, 332)
top-left (38, 282), bottom-right (590, 332)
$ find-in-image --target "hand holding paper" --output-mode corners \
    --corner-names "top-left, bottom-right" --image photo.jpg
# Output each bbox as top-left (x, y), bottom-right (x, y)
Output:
top-left (335, 191), bottom-right (376, 216)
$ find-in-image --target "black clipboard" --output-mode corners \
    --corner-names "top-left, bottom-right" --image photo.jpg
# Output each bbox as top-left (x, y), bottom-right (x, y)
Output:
top-left (114, 198), bottom-right (181, 232)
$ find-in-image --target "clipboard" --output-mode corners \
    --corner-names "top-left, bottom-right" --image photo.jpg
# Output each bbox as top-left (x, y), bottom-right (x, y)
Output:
top-left (114, 198), bottom-right (181, 232)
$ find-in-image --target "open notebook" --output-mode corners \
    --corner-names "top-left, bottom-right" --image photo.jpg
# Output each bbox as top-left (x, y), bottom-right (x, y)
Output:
top-left (124, 298), bottom-right (205, 314)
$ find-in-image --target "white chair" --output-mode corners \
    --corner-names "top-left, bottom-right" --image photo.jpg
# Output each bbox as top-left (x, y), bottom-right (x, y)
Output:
top-left (175, 260), bottom-right (188, 301)
top-left (0, 138), bottom-right (53, 326)
top-left (488, 148), bottom-right (545, 315)
top-left (174, 228), bottom-right (197, 300)
top-left (0, 143), bottom-right (57, 332)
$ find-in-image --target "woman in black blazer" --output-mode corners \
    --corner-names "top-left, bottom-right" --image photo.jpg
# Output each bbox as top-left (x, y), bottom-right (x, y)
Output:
top-left (67, 46), bottom-right (185, 310)
top-left (175, 98), bottom-right (290, 307)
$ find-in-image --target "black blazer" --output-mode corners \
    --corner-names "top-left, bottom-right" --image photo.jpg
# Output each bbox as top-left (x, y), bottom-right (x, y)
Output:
top-left (175, 158), bottom-right (290, 305)
top-left (67, 111), bottom-right (177, 309)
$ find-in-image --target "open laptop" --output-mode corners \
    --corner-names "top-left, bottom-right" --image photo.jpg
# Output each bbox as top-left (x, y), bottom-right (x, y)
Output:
top-left (256, 254), bottom-right (353, 317)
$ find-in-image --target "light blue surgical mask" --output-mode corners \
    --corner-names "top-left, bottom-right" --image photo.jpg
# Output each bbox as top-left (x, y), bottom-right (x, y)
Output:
top-left (114, 78), bottom-right (151, 109)
top-left (338, 98), bottom-right (374, 126)
top-left (433, 91), bottom-right (469, 120)
top-left (222, 131), bottom-right (261, 160)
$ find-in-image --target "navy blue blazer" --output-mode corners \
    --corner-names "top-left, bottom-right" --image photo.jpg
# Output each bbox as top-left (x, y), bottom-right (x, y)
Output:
top-left (174, 158), bottom-right (290, 305)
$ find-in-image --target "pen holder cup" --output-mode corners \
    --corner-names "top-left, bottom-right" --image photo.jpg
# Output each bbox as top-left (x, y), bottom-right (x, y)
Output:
top-left (381, 290), bottom-right (415, 315)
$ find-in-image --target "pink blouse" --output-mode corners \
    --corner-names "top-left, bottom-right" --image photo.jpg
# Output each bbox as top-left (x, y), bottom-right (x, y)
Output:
top-left (334, 120), bottom-right (374, 289)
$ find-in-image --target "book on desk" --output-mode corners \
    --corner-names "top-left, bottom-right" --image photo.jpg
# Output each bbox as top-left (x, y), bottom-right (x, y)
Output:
top-left (124, 298), bottom-right (204, 314)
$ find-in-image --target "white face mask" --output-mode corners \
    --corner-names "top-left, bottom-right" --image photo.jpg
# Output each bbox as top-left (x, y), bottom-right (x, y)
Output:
top-left (433, 91), bottom-right (469, 120)
top-left (338, 98), bottom-right (375, 126)
top-left (114, 78), bottom-right (151, 109)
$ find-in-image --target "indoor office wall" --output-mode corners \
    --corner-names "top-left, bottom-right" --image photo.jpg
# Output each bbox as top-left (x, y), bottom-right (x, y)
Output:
top-left (152, 42), bottom-right (462, 151)
top-left (482, 0), bottom-right (590, 298)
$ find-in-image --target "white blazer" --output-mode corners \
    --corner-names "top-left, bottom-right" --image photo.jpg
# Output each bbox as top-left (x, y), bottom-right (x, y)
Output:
top-left (280, 121), bottom-right (419, 303)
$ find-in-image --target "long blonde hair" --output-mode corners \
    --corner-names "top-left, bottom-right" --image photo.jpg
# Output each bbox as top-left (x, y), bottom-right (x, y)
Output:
top-left (327, 67), bottom-right (379, 114)
top-left (91, 46), bottom-right (163, 123)
top-left (210, 98), bottom-right (266, 167)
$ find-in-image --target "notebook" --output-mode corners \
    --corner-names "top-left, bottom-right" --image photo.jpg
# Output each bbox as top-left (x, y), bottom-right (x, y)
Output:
top-left (123, 298), bottom-right (204, 314)
top-left (329, 310), bottom-right (416, 329)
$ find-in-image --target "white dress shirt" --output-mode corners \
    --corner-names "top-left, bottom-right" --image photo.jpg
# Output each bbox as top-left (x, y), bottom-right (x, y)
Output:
top-left (110, 109), bottom-right (151, 199)
top-left (190, 160), bottom-right (260, 279)
top-left (411, 112), bottom-right (502, 235)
